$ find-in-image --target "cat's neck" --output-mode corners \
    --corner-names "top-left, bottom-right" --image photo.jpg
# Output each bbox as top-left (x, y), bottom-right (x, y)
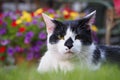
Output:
top-left (78, 43), bottom-right (96, 65)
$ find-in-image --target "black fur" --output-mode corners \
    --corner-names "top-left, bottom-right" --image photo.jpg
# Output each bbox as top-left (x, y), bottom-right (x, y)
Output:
top-left (92, 47), bottom-right (101, 64)
top-left (49, 20), bottom-right (67, 44)
top-left (49, 17), bottom-right (120, 66)
top-left (49, 18), bottom-right (92, 45)
top-left (98, 45), bottom-right (120, 64)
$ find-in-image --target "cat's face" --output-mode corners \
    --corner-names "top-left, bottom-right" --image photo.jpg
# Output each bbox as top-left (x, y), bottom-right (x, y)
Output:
top-left (42, 11), bottom-right (96, 59)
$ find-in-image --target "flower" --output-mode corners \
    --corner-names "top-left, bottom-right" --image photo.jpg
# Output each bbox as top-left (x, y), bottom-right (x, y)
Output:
top-left (0, 28), bottom-right (6, 35)
top-left (16, 11), bottom-right (32, 25)
top-left (24, 31), bottom-right (34, 44)
top-left (39, 22), bottom-right (45, 28)
top-left (91, 25), bottom-right (98, 32)
top-left (0, 19), bottom-right (3, 25)
top-left (49, 14), bottom-right (55, 18)
top-left (7, 47), bottom-right (15, 56)
top-left (34, 52), bottom-right (41, 59)
top-left (24, 37), bottom-right (31, 44)
top-left (25, 31), bottom-right (34, 38)
top-left (21, 11), bottom-right (32, 22)
top-left (47, 9), bottom-right (55, 13)
top-left (2, 22), bottom-right (7, 27)
top-left (16, 32), bottom-right (23, 37)
top-left (32, 19), bottom-right (38, 25)
top-left (15, 46), bottom-right (21, 52)
top-left (70, 11), bottom-right (79, 19)
top-left (25, 22), bottom-right (31, 26)
top-left (33, 45), bottom-right (40, 52)
top-left (0, 13), bottom-right (3, 18)
top-left (19, 27), bottom-right (26, 32)
top-left (26, 52), bottom-right (34, 61)
top-left (0, 40), bottom-right (9, 46)
top-left (9, 12), bottom-right (17, 20)
top-left (38, 32), bottom-right (47, 39)
top-left (36, 41), bottom-right (43, 45)
top-left (15, 46), bottom-right (23, 53)
top-left (31, 12), bottom-right (34, 17)
top-left (11, 21), bottom-right (17, 27)
top-left (0, 56), bottom-right (5, 61)
top-left (16, 19), bottom-right (22, 24)
top-left (34, 8), bottom-right (43, 16)
top-left (0, 46), bottom-right (6, 53)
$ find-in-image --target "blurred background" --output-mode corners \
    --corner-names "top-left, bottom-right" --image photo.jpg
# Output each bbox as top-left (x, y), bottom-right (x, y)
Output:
top-left (0, 0), bottom-right (120, 66)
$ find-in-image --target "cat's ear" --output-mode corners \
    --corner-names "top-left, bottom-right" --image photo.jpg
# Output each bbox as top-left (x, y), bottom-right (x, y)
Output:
top-left (84, 10), bottom-right (96, 25)
top-left (42, 13), bottom-right (55, 34)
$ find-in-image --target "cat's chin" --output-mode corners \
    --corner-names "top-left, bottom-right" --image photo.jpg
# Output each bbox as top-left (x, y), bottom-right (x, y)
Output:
top-left (60, 51), bottom-right (76, 59)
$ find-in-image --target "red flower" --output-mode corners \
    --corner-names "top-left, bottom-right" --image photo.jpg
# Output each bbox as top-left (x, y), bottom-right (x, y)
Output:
top-left (64, 15), bottom-right (70, 19)
top-left (31, 12), bottom-right (34, 17)
top-left (0, 14), bottom-right (3, 18)
top-left (16, 10), bottom-right (21, 14)
top-left (19, 27), bottom-right (26, 32)
top-left (0, 46), bottom-right (6, 53)
top-left (0, 56), bottom-right (5, 61)
top-left (11, 21), bottom-right (17, 27)
top-left (0, 20), bottom-right (3, 25)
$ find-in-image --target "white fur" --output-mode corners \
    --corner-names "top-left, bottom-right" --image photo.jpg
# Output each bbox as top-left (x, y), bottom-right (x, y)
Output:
top-left (37, 28), bottom-right (98, 72)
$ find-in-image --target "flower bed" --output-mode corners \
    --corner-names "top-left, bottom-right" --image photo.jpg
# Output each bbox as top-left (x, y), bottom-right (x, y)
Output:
top-left (0, 8), bottom-right (97, 65)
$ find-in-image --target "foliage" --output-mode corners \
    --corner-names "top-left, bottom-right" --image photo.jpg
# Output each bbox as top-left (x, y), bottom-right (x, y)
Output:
top-left (0, 63), bottom-right (120, 80)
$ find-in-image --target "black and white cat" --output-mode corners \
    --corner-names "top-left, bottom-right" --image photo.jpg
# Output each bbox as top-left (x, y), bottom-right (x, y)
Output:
top-left (37, 11), bottom-right (120, 72)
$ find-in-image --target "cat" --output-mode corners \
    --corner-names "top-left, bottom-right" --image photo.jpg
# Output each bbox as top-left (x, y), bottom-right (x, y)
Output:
top-left (37, 11), bottom-right (120, 72)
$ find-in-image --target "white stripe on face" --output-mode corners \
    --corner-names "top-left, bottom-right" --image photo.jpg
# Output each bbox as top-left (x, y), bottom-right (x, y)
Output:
top-left (64, 28), bottom-right (75, 41)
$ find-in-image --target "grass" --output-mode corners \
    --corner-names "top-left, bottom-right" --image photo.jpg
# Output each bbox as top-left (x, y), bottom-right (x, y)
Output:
top-left (0, 63), bottom-right (120, 80)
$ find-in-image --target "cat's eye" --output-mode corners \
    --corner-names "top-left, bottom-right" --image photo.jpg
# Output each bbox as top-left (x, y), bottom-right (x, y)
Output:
top-left (75, 35), bottom-right (81, 40)
top-left (58, 35), bottom-right (64, 40)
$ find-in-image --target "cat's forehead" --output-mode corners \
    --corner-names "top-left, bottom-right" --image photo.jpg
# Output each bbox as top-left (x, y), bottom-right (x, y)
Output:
top-left (65, 28), bottom-right (75, 38)
top-left (62, 20), bottom-right (80, 27)
top-left (62, 20), bottom-right (81, 34)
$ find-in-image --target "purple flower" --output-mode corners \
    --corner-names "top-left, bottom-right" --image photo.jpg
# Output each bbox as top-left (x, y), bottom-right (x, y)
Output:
top-left (33, 46), bottom-right (40, 52)
top-left (25, 22), bottom-right (31, 26)
top-left (24, 37), bottom-right (31, 44)
top-left (33, 15), bottom-right (41, 19)
top-left (0, 28), bottom-right (6, 35)
top-left (36, 41), bottom-right (43, 45)
top-left (0, 40), bottom-right (9, 46)
top-left (26, 52), bottom-right (34, 61)
top-left (39, 22), bottom-right (45, 28)
top-left (92, 31), bottom-right (98, 44)
top-left (54, 14), bottom-right (60, 18)
top-left (0, 19), bottom-right (3, 23)
top-left (7, 47), bottom-right (15, 56)
top-left (38, 32), bottom-right (46, 39)
top-left (25, 31), bottom-right (34, 38)
top-left (48, 9), bottom-right (55, 13)
top-left (34, 52), bottom-right (41, 59)
top-left (2, 22), bottom-right (7, 27)
top-left (15, 46), bottom-right (21, 52)
top-left (10, 12), bottom-right (17, 20)
top-left (16, 32), bottom-right (23, 37)
top-left (32, 19), bottom-right (38, 25)
top-left (3, 12), bottom-right (9, 17)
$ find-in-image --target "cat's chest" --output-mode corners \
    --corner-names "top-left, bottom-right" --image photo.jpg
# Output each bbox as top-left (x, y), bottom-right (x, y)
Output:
top-left (44, 52), bottom-right (74, 71)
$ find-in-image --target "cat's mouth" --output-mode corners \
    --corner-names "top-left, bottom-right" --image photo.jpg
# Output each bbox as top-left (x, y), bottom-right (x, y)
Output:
top-left (65, 50), bottom-right (74, 54)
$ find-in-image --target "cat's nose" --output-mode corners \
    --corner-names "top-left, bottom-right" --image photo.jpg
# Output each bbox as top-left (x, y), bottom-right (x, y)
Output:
top-left (64, 37), bottom-right (73, 49)
top-left (66, 44), bottom-right (73, 49)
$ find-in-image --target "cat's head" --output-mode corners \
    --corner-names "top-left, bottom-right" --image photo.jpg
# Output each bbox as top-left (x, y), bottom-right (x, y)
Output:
top-left (42, 11), bottom-right (96, 59)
